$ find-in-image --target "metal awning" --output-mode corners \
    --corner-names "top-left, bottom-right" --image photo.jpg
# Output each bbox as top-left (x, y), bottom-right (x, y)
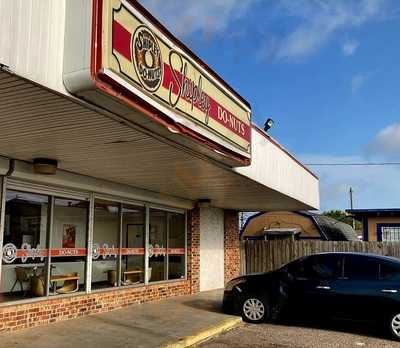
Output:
top-left (0, 70), bottom-right (318, 211)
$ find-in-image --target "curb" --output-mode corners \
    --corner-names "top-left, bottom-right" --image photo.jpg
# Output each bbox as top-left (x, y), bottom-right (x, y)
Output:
top-left (163, 317), bottom-right (242, 348)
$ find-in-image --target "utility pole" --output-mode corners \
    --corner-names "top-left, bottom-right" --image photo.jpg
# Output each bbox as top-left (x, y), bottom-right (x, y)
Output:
top-left (349, 187), bottom-right (356, 230)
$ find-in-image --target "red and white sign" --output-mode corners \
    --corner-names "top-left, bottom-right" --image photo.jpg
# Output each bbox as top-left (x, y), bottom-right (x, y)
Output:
top-left (62, 0), bottom-right (253, 165)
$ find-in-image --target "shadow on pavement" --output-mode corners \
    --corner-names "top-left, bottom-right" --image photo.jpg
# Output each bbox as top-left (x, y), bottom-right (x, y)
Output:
top-left (181, 298), bottom-right (224, 314)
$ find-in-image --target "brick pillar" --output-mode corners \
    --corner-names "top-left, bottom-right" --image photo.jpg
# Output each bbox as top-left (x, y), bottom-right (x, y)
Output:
top-left (224, 210), bottom-right (240, 284)
top-left (187, 207), bottom-right (200, 294)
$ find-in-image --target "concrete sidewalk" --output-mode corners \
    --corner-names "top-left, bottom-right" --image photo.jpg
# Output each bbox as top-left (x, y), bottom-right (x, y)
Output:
top-left (0, 290), bottom-right (241, 348)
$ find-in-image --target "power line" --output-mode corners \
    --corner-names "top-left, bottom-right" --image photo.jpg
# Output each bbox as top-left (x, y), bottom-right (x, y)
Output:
top-left (305, 162), bottom-right (400, 166)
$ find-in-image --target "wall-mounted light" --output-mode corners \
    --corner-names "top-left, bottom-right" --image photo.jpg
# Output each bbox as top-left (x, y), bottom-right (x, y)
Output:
top-left (197, 199), bottom-right (211, 208)
top-left (264, 118), bottom-right (274, 132)
top-left (33, 158), bottom-right (58, 175)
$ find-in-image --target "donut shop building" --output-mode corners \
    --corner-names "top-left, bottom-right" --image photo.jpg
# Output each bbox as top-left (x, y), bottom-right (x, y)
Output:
top-left (0, 0), bottom-right (319, 332)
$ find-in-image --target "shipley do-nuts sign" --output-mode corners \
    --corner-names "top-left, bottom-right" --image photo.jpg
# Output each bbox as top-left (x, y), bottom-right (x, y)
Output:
top-left (100, 0), bottom-right (252, 154)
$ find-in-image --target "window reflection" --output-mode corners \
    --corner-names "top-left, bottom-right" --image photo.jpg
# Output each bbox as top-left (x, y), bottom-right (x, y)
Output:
top-left (149, 209), bottom-right (167, 282)
top-left (168, 213), bottom-right (185, 280)
top-left (92, 200), bottom-right (119, 290)
top-left (50, 198), bottom-right (88, 295)
top-left (1, 190), bottom-right (49, 302)
top-left (1, 188), bottom-right (187, 303)
top-left (121, 204), bottom-right (145, 285)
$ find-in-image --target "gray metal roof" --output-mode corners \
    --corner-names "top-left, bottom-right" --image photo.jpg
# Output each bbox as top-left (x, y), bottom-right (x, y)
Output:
top-left (244, 211), bottom-right (358, 241)
top-left (311, 214), bottom-right (358, 241)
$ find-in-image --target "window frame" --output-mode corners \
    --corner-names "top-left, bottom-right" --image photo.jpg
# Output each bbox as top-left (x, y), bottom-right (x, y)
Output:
top-left (377, 223), bottom-right (400, 242)
top-left (343, 255), bottom-right (379, 281)
top-left (288, 254), bottom-right (343, 281)
top-left (0, 179), bottom-right (187, 306)
top-left (378, 261), bottom-right (400, 281)
top-left (0, 186), bottom-right (52, 301)
top-left (0, 177), bottom-right (6, 291)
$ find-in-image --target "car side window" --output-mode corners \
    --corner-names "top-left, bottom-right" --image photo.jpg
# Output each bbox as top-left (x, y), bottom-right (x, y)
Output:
top-left (379, 262), bottom-right (400, 280)
top-left (344, 255), bottom-right (379, 281)
top-left (287, 257), bottom-right (313, 280)
top-left (289, 255), bottom-right (341, 280)
top-left (310, 255), bottom-right (342, 280)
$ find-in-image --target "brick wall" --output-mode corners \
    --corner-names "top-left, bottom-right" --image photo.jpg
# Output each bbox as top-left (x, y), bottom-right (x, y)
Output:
top-left (187, 207), bottom-right (200, 294)
top-left (0, 281), bottom-right (190, 333)
top-left (224, 210), bottom-right (240, 284)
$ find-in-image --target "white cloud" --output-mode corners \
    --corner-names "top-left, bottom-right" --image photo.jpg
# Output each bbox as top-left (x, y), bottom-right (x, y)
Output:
top-left (367, 123), bottom-right (400, 158)
top-left (342, 39), bottom-right (359, 55)
top-left (300, 154), bottom-right (400, 211)
top-left (351, 73), bottom-right (369, 93)
top-left (139, 0), bottom-right (254, 38)
top-left (270, 0), bottom-right (389, 61)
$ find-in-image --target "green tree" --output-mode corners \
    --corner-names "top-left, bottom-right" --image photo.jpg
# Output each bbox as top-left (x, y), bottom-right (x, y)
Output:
top-left (323, 210), bottom-right (362, 230)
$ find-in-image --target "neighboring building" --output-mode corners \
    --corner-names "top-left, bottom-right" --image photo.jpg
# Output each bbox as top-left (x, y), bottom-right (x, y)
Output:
top-left (346, 209), bottom-right (400, 241)
top-left (242, 211), bottom-right (358, 241)
top-left (0, 0), bottom-right (319, 333)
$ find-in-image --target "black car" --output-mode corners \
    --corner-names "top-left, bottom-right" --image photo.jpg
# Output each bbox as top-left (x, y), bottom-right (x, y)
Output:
top-left (223, 252), bottom-right (400, 340)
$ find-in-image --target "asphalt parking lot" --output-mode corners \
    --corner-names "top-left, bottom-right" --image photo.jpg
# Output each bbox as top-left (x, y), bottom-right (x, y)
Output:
top-left (200, 322), bottom-right (400, 348)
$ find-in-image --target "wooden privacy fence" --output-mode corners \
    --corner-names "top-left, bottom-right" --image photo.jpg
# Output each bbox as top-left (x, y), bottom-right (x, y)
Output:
top-left (240, 240), bottom-right (400, 275)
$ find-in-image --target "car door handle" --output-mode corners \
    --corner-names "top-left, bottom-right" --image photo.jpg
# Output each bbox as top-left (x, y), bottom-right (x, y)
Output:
top-left (316, 286), bottom-right (331, 290)
top-left (381, 289), bottom-right (398, 293)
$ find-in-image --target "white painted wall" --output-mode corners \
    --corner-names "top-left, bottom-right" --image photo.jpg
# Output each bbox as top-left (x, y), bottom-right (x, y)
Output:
top-left (200, 207), bottom-right (224, 291)
top-left (0, 0), bottom-right (68, 93)
top-left (235, 128), bottom-right (320, 210)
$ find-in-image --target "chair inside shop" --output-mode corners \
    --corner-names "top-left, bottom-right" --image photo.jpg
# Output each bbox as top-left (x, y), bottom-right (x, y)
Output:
top-left (11, 267), bottom-right (32, 296)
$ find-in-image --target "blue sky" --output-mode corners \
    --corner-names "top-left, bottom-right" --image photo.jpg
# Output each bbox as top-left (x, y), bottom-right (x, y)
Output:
top-left (140, 0), bottom-right (400, 212)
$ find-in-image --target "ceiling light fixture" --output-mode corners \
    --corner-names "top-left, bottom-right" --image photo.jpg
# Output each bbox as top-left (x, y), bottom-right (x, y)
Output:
top-left (33, 158), bottom-right (58, 175)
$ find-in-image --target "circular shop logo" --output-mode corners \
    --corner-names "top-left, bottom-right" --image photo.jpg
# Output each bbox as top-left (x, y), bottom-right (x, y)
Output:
top-left (2, 243), bottom-right (17, 264)
top-left (132, 25), bottom-right (163, 93)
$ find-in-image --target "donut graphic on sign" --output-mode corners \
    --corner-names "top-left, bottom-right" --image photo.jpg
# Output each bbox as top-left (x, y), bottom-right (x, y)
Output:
top-left (132, 25), bottom-right (163, 93)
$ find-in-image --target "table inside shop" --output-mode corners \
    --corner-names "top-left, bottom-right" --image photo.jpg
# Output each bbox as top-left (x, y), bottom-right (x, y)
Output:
top-left (122, 270), bottom-right (143, 284)
top-left (50, 274), bottom-right (80, 295)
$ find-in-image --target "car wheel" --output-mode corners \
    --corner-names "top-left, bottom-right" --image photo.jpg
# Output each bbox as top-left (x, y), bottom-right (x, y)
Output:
top-left (389, 312), bottom-right (400, 340)
top-left (241, 295), bottom-right (269, 323)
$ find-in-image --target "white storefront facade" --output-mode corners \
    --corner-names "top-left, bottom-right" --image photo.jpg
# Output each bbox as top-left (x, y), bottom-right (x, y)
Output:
top-left (0, 0), bottom-right (319, 332)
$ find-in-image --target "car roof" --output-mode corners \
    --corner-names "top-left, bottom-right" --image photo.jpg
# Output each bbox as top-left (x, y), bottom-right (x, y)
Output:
top-left (306, 252), bottom-right (400, 264)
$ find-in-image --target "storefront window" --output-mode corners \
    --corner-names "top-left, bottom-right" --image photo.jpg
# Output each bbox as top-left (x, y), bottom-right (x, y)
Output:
top-left (49, 197), bottom-right (88, 295)
top-left (0, 184), bottom-right (187, 303)
top-left (168, 213), bottom-right (186, 280)
top-left (1, 190), bottom-right (49, 302)
top-left (149, 209), bottom-right (167, 282)
top-left (92, 200), bottom-right (120, 290)
top-left (121, 204), bottom-right (145, 285)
